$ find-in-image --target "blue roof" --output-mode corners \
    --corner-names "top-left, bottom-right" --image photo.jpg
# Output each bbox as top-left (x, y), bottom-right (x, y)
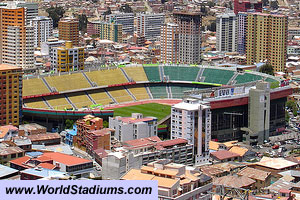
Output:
top-left (66, 125), bottom-right (77, 136)
top-left (21, 168), bottom-right (66, 178)
top-left (26, 152), bottom-right (43, 158)
top-left (0, 164), bottom-right (18, 178)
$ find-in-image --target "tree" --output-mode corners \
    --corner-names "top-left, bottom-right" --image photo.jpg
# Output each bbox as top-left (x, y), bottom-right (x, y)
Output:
top-left (103, 121), bottom-right (109, 128)
top-left (65, 119), bottom-right (74, 129)
top-left (103, 7), bottom-right (112, 17)
top-left (259, 64), bottom-right (274, 76)
top-left (208, 21), bottom-right (216, 32)
top-left (208, 1), bottom-right (215, 8)
top-left (262, 0), bottom-right (269, 6)
top-left (46, 6), bottom-right (65, 28)
top-left (119, 4), bottom-right (133, 13)
top-left (286, 100), bottom-right (298, 117)
top-left (78, 14), bottom-right (88, 33)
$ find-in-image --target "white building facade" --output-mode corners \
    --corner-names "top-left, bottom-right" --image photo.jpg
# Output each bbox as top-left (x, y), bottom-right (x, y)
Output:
top-left (137, 13), bottom-right (165, 40)
top-left (31, 16), bottom-right (53, 48)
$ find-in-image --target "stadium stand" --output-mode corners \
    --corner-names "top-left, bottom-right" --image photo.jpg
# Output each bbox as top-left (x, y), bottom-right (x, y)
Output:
top-left (23, 78), bottom-right (50, 96)
top-left (143, 66), bottom-right (161, 82)
top-left (265, 77), bottom-right (277, 83)
top-left (45, 95), bottom-right (73, 110)
top-left (170, 85), bottom-right (195, 98)
top-left (85, 69), bottom-right (128, 86)
top-left (67, 92), bottom-right (93, 109)
top-left (163, 66), bottom-right (199, 81)
top-left (87, 89), bottom-right (114, 106)
top-left (123, 67), bottom-right (148, 82)
top-left (202, 68), bottom-right (235, 84)
top-left (44, 73), bottom-right (91, 92)
top-left (107, 87), bottom-right (134, 103)
top-left (126, 85), bottom-right (150, 101)
top-left (148, 84), bottom-right (168, 99)
top-left (234, 73), bottom-right (264, 84)
top-left (24, 98), bottom-right (49, 109)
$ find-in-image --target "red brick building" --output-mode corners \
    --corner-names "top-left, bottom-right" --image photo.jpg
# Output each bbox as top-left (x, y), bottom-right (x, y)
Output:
top-left (234, 0), bottom-right (262, 15)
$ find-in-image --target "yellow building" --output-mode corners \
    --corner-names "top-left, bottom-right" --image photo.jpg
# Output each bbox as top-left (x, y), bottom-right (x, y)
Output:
top-left (0, 64), bottom-right (23, 126)
top-left (246, 13), bottom-right (288, 72)
top-left (51, 41), bottom-right (84, 72)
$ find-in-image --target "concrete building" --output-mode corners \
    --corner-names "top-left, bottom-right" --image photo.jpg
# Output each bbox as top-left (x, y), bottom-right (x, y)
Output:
top-left (136, 13), bottom-right (165, 40)
top-left (173, 11), bottom-right (202, 64)
top-left (0, 125), bottom-right (19, 142)
top-left (0, 2), bottom-right (35, 70)
top-left (102, 136), bottom-right (194, 180)
top-left (109, 113), bottom-right (157, 142)
top-left (216, 12), bottom-right (237, 52)
top-left (41, 38), bottom-right (65, 57)
top-left (160, 23), bottom-right (179, 63)
top-left (27, 133), bottom-right (61, 146)
top-left (243, 82), bottom-right (270, 145)
top-left (19, 123), bottom-right (47, 136)
top-left (31, 16), bottom-right (53, 48)
top-left (87, 21), bottom-right (122, 43)
top-left (234, 0), bottom-right (262, 15)
top-left (171, 99), bottom-right (211, 165)
top-left (51, 41), bottom-right (84, 72)
top-left (0, 143), bottom-right (24, 165)
top-left (21, 168), bottom-right (67, 180)
top-left (58, 17), bottom-right (79, 46)
top-left (10, 152), bottom-right (93, 177)
top-left (246, 13), bottom-right (288, 72)
top-left (0, 64), bottom-right (22, 126)
top-left (107, 13), bottom-right (134, 34)
top-left (237, 12), bottom-right (248, 55)
top-left (122, 160), bottom-right (213, 200)
top-left (288, 27), bottom-right (300, 40)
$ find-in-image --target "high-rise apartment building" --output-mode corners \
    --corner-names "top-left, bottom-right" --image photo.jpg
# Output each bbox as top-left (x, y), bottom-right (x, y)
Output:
top-left (171, 99), bottom-right (211, 165)
top-left (0, 64), bottom-right (23, 126)
top-left (87, 21), bottom-right (122, 43)
top-left (31, 16), bottom-right (53, 48)
top-left (107, 13), bottom-right (134, 34)
top-left (234, 0), bottom-right (262, 15)
top-left (136, 13), bottom-right (165, 40)
top-left (0, 2), bottom-right (36, 70)
top-left (216, 12), bottom-right (237, 52)
top-left (237, 12), bottom-right (248, 55)
top-left (58, 17), bottom-right (79, 46)
top-left (246, 13), bottom-right (288, 72)
top-left (51, 41), bottom-right (84, 72)
top-left (160, 23), bottom-right (179, 63)
top-left (173, 11), bottom-right (202, 64)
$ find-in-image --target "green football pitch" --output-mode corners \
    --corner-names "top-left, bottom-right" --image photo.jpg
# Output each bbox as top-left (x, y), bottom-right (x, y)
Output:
top-left (113, 103), bottom-right (171, 121)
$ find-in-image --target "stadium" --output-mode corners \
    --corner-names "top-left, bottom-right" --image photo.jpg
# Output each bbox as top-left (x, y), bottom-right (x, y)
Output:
top-left (22, 64), bottom-right (290, 136)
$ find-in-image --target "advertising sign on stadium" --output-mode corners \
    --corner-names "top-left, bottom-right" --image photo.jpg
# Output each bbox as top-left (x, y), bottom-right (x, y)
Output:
top-left (217, 87), bottom-right (245, 98)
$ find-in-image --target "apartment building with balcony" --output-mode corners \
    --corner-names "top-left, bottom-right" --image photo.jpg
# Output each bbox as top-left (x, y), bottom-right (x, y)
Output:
top-left (137, 13), bottom-right (165, 40)
top-left (107, 13), bottom-right (134, 34)
top-left (31, 16), bottom-right (53, 48)
top-left (160, 23), bottom-right (179, 63)
top-left (87, 21), bottom-right (122, 43)
top-left (51, 41), bottom-right (84, 72)
top-left (58, 17), bottom-right (79, 46)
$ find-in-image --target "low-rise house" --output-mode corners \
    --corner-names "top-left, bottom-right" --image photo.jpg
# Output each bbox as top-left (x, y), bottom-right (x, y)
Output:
top-left (122, 160), bottom-right (213, 200)
top-left (228, 146), bottom-right (256, 160)
top-left (27, 133), bottom-right (61, 145)
top-left (0, 143), bottom-right (24, 165)
top-left (19, 123), bottom-right (47, 136)
top-left (10, 152), bottom-right (93, 177)
top-left (20, 168), bottom-right (67, 180)
top-left (237, 167), bottom-right (272, 189)
top-left (213, 175), bottom-right (256, 190)
top-left (12, 137), bottom-right (32, 151)
top-left (199, 162), bottom-right (245, 178)
top-left (0, 125), bottom-right (18, 142)
top-left (0, 164), bottom-right (18, 179)
top-left (210, 150), bottom-right (241, 163)
top-left (65, 125), bottom-right (77, 146)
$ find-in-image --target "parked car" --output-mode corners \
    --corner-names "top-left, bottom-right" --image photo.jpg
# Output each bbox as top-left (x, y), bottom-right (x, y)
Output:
top-left (272, 145), bottom-right (279, 149)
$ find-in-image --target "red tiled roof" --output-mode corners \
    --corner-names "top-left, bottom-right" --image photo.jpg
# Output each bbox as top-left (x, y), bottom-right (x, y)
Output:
top-left (155, 138), bottom-right (188, 148)
top-left (89, 128), bottom-right (111, 137)
top-left (93, 148), bottom-right (108, 158)
top-left (123, 136), bottom-right (161, 148)
top-left (119, 117), bottom-right (156, 124)
top-left (43, 152), bottom-right (92, 166)
top-left (211, 150), bottom-right (240, 160)
top-left (37, 163), bottom-right (56, 170)
top-left (9, 156), bottom-right (31, 169)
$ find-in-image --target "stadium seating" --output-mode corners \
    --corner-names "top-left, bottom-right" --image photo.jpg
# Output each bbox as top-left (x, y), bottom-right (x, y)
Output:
top-left (107, 87), bottom-right (134, 103)
top-left (44, 73), bottom-right (91, 92)
top-left (202, 68), bottom-right (235, 84)
top-left (23, 78), bottom-right (50, 96)
top-left (126, 85), bottom-right (150, 100)
top-left (234, 73), bottom-right (264, 84)
top-left (170, 85), bottom-right (195, 98)
top-left (163, 66), bottom-right (199, 81)
top-left (85, 69), bottom-right (128, 86)
top-left (45, 95), bottom-right (73, 110)
top-left (67, 92), bottom-right (93, 109)
top-left (148, 85), bottom-right (168, 99)
top-left (24, 98), bottom-right (49, 109)
top-left (265, 78), bottom-right (277, 83)
top-left (123, 67), bottom-right (148, 82)
top-left (87, 89), bottom-right (114, 106)
top-left (143, 66), bottom-right (161, 82)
